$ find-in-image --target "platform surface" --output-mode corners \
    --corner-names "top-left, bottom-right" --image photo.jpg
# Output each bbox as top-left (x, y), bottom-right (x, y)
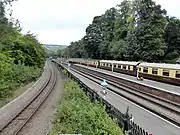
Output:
top-left (75, 64), bottom-right (180, 95)
top-left (61, 64), bottom-right (180, 135)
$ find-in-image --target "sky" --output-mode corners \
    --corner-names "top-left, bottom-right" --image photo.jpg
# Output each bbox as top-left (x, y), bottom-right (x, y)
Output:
top-left (11, 0), bottom-right (180, 45)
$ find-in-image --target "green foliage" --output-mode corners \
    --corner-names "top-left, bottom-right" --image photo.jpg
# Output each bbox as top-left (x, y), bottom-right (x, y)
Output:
top-left (50, 80), bottom-right (123, 135)
top-left (0, 0), bottom-right (45, 100)
top-left (164, 17), bottom-right (180, 61)
top-left (125, 0), bottom-right (167, 62)
top-left (0, 60), bottom-right (42, 99)
top-left (109, 40), bottom-right (126, 60)
top-left (61, 0), bottom-right (180, 63)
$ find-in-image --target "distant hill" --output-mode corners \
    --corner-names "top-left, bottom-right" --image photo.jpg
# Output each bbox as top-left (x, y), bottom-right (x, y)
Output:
top-left (43, 44), bottom-right (67, 51)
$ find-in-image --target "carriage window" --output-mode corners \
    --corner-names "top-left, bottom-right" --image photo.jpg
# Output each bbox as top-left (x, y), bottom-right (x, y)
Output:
top-left (118, 64), bottom-right (121, 68)
top-left (163, 69), bottom-right (169, 76)
top-left (110, 64), bottom-right (112, 67)
top-left (123, 65), bottom-right (126, 70)
top-left (133, 66), bottom-right (136, 70)
top-left (128, 66), bottom-right (131, 70)
top-left (143, 67), bottom-right (148, 73)
top-left (152, 68), bottom-right (158, 74)
top-left (176, 71), bottom-right (180, 78)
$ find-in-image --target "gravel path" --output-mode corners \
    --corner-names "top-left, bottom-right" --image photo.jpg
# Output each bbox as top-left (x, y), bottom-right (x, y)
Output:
top-left (17, 63), bottom-right (67, 135)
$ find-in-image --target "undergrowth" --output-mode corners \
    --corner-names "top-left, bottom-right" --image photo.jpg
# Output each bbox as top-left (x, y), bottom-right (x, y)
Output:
top-left (0, 63), bottom-right (42, 100)
top-left (50, 80), bottom-right (123, 135)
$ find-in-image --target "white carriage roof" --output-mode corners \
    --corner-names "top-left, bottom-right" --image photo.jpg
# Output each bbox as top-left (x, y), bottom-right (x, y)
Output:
top-left (100, 60), bottom-right (139, 65)
top-left (139, 62), bottom-right (180, 70)
top-left (100, 60), bottom-right (180, 70)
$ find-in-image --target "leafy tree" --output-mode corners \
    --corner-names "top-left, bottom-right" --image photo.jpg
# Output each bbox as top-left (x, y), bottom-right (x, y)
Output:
top-left (164, 17), bottom-right (180, 61)
top-left (98, 8), bottom-right (117, 59)
top-left (83, 16), bottom-right (103, 58)
top-left (114, 0), bottom-right (134, 40)
top-left (109, 40), bottom-right (126, 60)
top-left (110, 0), bottom-right (134, 60)
top-left (0, 0), bottom-right (45, 99)
top-left (125, 0), bottom-right (167, 62)
top-left (59, 0), bottom-right (180, 63)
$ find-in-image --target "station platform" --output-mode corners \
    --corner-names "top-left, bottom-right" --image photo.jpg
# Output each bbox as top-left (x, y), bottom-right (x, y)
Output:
top-left (74, 64), bottom-right (180, 96)
top-left (60, 63), bottom-right (180, 135)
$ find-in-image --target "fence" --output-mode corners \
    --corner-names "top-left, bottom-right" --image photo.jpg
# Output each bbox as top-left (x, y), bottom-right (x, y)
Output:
top-left (52, 60), bottom-right (149, 135)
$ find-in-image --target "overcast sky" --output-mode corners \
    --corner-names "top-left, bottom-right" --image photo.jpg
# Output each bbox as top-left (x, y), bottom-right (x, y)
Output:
top-left (11, 0), bottom-right (180, 45)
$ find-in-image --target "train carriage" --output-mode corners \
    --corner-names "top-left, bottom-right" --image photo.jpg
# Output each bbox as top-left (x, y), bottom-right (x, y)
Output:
top-left (138, 63), bottom-right (180, 85)
top-left (99, 60), bottom-right (139, 76)
top-left (68, 58), bottom-right (180, 85)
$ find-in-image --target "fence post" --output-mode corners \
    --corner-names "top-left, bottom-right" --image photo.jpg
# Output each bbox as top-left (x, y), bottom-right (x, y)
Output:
top-left (123, 106), bottom-right (130, 133)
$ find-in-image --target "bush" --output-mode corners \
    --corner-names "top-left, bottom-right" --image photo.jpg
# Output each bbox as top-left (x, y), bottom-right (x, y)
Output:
top-left (0, 56), bottom-right (43, 100)
top-left (50, 80), bottom-right (123, 135)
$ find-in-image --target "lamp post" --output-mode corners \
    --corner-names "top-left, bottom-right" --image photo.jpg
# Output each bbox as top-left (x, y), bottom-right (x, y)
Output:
top-left (101, 79), bottom-right (108, 99)
top-left (136, 64), bottom-right (139, 79)
top-left (136, 61), bottom-right (142, 80)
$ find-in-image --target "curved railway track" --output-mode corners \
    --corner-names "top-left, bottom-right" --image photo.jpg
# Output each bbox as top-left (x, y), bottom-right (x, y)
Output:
top-left (60, 62), bottom-right (180, 127)
top-left (0, 62), bottom-right (57, 135)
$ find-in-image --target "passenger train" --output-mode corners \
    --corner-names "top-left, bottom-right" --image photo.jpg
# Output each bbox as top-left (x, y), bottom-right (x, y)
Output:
top-left (68, 58), bottom-right (180, 86)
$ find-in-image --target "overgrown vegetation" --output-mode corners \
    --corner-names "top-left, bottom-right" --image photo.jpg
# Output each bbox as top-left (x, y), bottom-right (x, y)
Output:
top-left (58, 0), bottom-right (180, 63)
top-left (0, 0), bottom-right (45, 100)
top-left (50, 80), bottom-right (123, 135)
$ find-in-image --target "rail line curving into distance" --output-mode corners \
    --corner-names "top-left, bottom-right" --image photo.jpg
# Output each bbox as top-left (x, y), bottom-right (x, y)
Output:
top-left (0, 61), bottom-right (57, 135)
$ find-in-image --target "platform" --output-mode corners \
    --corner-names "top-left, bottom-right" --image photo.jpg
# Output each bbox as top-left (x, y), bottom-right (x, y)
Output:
top-left (60, 63), bottom-right (180, 135)
top-left (75, 64), bottom-right (180, 96)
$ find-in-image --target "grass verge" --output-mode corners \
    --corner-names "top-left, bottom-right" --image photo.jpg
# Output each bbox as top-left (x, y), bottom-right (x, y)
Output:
top-left (0, 64), bottom-right (43, 106)
top-left (0, 81), bottom-right (35, 107)
top-left (49, 80), bottom-right (123, 135)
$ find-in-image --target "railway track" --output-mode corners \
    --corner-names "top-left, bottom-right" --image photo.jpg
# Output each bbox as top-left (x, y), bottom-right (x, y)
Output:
top-left (61, 62), bottom-right (180, 127)
top-left (0, 62), bottom-right (56, 135)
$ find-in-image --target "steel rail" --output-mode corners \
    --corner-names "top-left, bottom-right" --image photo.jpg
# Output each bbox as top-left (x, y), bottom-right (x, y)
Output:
top-left (64, 63), bottom-right (180, 127)
top-left (0, 61), bottom-right (57, 135)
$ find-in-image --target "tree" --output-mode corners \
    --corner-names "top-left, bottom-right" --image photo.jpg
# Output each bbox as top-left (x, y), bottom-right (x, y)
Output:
top-left (98, 8), bottom-right (117, 59)
top-left (109, 40), bottom-right (126, 60)
top-left (83, 16), bottom-right (103, 58)
top-left (114, 0), bottom-right (134, 40)
top-left (63, 0), bottom-right (179, 63)
top-left (110, 0), bottom-right (134, 60)
top-left (164, 17), bottom-right (180, 61)
top-left (125, 0), bottom-right (167, 62)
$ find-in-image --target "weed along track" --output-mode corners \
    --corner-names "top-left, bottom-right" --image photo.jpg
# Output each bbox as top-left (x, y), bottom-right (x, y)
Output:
top-left (0, 61), bottom-right (57, 135)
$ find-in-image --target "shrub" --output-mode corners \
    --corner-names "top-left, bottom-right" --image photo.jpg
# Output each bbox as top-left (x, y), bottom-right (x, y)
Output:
top-left (50, 80), bottom-right (123, 135)
top-left (0, 55), bottom-right (42, 100)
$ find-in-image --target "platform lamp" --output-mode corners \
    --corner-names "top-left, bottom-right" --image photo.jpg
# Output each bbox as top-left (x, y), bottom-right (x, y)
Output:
top-left (101, 79), bottom-right (108, 100)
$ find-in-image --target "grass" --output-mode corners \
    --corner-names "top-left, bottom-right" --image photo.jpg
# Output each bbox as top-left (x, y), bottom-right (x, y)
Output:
top-left (0, 81), bottom-right (35, 107)
top-left (0, 64), bottom-right (43, 106)
top-left (49, 80), bottom-right (123, 135)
